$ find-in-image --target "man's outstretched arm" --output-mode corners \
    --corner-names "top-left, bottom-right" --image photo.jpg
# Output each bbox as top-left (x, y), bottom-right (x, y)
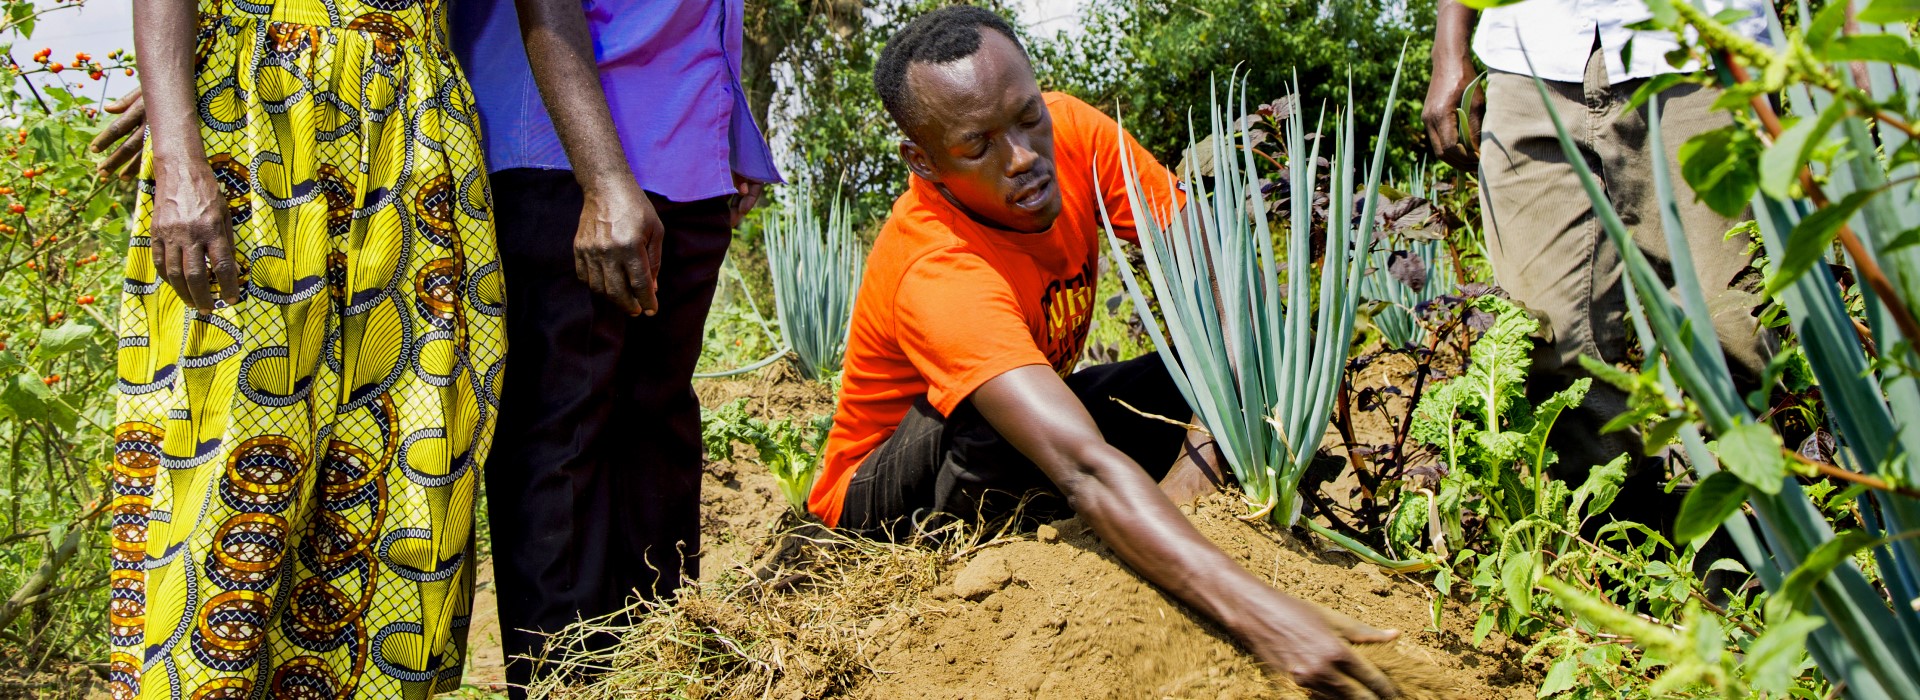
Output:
top-left (513, 0), bottom-right (665, 315)
top-left (971, 365), bottom-right (1401, 700)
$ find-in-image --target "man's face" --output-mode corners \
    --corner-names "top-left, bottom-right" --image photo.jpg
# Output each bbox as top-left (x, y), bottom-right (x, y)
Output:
top-left (899, 30), bottom-right (1059, 233)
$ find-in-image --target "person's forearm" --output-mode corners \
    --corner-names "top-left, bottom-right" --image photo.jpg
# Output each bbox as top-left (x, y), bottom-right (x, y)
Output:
top-left (132, 0), bottom-right (207, 165)
top-left (514, 0), bottom-right (637, 192)
top-left (1434, 0), bottom-right (1476, 71)
top-left (1055, 445), bottom-right (1277, 629)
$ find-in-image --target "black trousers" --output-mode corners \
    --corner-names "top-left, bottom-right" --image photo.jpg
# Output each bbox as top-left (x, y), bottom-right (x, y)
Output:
top-left (484, 169), bottom-right (731, 696)
top-left (838, 354), bottom-right (1191, 535)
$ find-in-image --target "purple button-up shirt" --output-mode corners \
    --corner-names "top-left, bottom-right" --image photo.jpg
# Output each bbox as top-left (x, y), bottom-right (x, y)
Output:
top-left (451, 0), bottom-right (782, 202)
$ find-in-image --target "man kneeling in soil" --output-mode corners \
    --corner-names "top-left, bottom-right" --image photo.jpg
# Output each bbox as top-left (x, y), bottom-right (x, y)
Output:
top-left (806, 7), bottom-right (1401, 698)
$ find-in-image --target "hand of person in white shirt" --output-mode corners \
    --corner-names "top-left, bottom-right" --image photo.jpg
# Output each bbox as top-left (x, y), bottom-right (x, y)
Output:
top-left (1423, 0), bottom-right (1482, 172)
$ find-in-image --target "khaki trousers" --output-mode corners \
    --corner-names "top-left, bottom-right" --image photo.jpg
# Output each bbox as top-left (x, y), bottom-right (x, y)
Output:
top-left (1479, 48), bottom-right (1771, 473)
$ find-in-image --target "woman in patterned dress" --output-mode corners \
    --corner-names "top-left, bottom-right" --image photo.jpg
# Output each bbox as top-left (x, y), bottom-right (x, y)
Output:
top-left (108, 0), bottom-right (505, 695)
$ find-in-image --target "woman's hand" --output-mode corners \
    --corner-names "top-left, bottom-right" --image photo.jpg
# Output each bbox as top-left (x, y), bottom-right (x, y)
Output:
top-left (149, 154), bottom-right (239, 312)
top-left (90, 87), bottom-right (146, 179)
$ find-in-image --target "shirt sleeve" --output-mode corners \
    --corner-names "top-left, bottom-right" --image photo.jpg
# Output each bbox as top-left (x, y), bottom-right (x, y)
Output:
top-left (1057, 94), bottom-right (1183, 244)
top-left (895, 249), bottom-right (1050, 416)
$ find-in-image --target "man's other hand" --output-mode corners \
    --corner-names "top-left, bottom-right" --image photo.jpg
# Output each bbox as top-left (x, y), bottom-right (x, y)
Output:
top-left (1424, 1), bottom-right (1483, 173)
top-left (575, 181), bottom-right (666, 316)
top-left (1423, 59), bottom-right (1482, 172)
top-left (730, 174), bottom-right (764, 229)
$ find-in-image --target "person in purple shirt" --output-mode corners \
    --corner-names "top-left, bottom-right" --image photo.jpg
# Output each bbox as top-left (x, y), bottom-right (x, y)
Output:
top-left (450, 0), bottom-right (780, 692)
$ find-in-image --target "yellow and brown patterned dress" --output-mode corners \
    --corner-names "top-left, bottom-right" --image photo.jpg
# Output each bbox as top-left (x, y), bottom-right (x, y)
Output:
top-left (108, 0), bottom-right (504, 697)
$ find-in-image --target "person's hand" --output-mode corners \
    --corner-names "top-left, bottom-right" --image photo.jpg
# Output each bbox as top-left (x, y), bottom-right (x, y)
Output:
top-left (1237, 593), bottom-right (1400, 699)
top-left (574, 180), bottom-right (665, 316)
top-left (150, 153), bottom-right (241, 313)
top-left (90, 87), bottom-right (147, 179)
top-left (729, 174), bottom-right (764, 229)
top-left (1158, 428), bottom-right (1228, 506)
top-left (1422, 52), bottom-right (1483, 173)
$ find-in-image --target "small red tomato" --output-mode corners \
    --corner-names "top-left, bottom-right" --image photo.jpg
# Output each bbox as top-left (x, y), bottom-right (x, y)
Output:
top-left (24, 261), bottom-right (36, 271)
top-left (32, 48), bottom-right (50, 63)
top-left (46, 312), bottom-right (64, 323)
top-left (88, 70), bottom-right (103, 81)
top-left (47, 63), bottom-right (63, 74)
top-left (22, 168), bottom-right (37, 179)
top-left (124, 68), bottom-right (134, 77)
top-left (74, 52), bottom-right (90, 63)
top-left (41, 375), bottom-right (58, 385)
top-left (77, 295), bottom-right (95, 305)
top-left (0, 186), bottom-right (14, 195)
top-left (8, 204), bottom-right (25, 214)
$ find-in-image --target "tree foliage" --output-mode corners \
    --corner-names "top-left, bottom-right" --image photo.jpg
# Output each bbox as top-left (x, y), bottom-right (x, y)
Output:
top-left (1032, 0), bottom-right (1437, 165)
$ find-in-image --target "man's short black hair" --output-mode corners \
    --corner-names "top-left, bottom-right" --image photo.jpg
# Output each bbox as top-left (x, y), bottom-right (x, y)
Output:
top-left (874, 5), bottom-right (1028, 135)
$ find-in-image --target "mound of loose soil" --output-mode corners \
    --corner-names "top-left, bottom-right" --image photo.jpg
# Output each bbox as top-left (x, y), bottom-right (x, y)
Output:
top-left (534, 494), bottom-right (1534, 699)
top-left (480, 367), bottom-right (1538, 699)
top-left (849, 496), bottom-right (1533, 700)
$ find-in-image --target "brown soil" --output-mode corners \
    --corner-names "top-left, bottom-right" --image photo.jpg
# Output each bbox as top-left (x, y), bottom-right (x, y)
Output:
top-left (466, 366), bottom-right (1537, 699)
top-left (848, 497), bottom-right (1532, 700)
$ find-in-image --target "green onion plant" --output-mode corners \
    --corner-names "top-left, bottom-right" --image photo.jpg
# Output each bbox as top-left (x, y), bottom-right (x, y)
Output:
top-left (764, 186), bottom-right (865, 381)
top-left (1098, 67), bottom-right (1414, 568)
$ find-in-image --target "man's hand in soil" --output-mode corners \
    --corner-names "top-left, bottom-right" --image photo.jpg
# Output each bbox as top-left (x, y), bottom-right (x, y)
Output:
top-left (91, 87), bottom-right (147, 179)
top-left (973, 366), bottom-right (1401, 699)
top-left (1423, 0), bottom-right (1482, 172)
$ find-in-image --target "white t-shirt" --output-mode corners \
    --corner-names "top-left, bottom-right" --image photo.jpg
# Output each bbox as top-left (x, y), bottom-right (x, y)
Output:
top-left (1472, 0), bottom-right (1770, 83)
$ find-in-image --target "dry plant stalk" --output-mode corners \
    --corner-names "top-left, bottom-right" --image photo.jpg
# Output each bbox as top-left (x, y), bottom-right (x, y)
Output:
top-left (522, 522), bottom-right (984, 699)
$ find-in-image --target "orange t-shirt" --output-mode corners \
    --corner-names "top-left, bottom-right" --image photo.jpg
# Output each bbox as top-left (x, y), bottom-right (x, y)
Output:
top-left (808, 92), bottom-right (1180, 527)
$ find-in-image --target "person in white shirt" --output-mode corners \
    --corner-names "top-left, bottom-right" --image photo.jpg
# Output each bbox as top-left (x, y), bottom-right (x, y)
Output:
top-left (1422, 0), bottom-right (1774, 524)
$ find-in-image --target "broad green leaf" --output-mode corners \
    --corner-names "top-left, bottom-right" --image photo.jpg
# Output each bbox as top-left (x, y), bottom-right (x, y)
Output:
top-left (1571, 452), bottom-right (1631, 519)
top-left (1675, 471), bottom-right (1748, 547)
top-left (1859, 0), bottom-right (1920, 24)
top-left (1500, 549), bottom-right (1536, 617)
top-left (1804, 0), bottom-right (1851, 51)
top-left (1710, 422), bottom-right (1788, 495)
top-left (1767, 189), bottom-right (1877, 295)
top-left (0, 374), bottom-right (78, 432)
top-left (1642, 0), bottom-right (1679, 25)
top-left (1643, 417), bottom-right (1689, 456)
top-left (1885, 226), bottom-right (1920, 254)
top-left (1766, 530), bottom-right (1880, 622)
top-left (1577, 354), bottom-right (1638, 392)
top-left (1748, 613), bottom-right (1825, 694)
top-left (1759, 99), bottom-right (1845, 199)
top-left (35, 321), bottom-right (97, 360)
top-left (1539, 657), bottom-right (1578, 697)
top-left (1678, 126), bottom-right (1763, 218)
top-left (1826, 35), bottom-right (1920, 69)
top-left (1625, 74), bottom-right (1688, 113)
top-left (1472, 609), bottom-right (1495, 645)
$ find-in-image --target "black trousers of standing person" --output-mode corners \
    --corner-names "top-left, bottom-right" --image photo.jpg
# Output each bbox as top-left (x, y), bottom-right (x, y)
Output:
top-left (484, 168), bottom-right (732, 697)
top-left (838, 354), bottom-right (1192, 537)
